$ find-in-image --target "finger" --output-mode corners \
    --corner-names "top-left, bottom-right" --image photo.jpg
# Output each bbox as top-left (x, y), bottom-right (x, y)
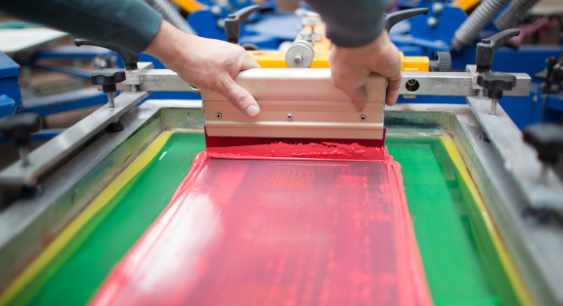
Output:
top-left (386, 78), bottom-right (401, 105)
top-left (218, 76), bottom-right (260, 116)
top-left (333, 80), bottom-right (367, 111)
top-left (241, 53), bottom-right (260, 70)
top-left (349, 86), bottom-right (368, 111)
top-left (331, 71), bottom-right (368, 111)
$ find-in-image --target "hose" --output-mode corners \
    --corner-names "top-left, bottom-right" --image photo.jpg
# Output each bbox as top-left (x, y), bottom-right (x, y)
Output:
top-left (495, 0), bottom-right (541, 30)
top-left (145, 0), bottom-right (195, 34)
top-left (451, 0), bottom-right (510, 50)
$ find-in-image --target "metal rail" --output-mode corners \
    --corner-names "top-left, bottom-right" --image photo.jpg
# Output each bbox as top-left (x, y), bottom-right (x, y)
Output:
top-left (122, 68), bottom-right (531, 97)
top-left (0, 92), bottom-right (147, 186)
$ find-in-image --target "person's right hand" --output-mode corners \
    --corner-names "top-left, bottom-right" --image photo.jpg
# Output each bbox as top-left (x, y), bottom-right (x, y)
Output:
top-left (146, 21), bottom-right (261, 116)
top-left (329, 31), bottom-right (402, 110)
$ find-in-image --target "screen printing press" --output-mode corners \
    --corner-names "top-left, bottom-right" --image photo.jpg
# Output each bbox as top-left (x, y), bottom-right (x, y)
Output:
top-left (0, 55), bottom-right (562, 306)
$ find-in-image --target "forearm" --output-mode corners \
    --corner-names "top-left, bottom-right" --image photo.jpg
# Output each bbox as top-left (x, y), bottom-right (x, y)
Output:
top-left (305, 0), bottom-right (389, 47)
top-left (0, 0), bottom-right (162, 53)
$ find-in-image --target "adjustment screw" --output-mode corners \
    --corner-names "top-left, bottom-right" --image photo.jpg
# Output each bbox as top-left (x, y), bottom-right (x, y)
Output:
top-left (405, 79), bottom-right (420, 92)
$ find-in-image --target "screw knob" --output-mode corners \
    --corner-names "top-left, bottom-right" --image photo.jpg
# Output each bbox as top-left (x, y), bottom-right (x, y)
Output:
top-left (90, 70), bottom-right (126, 93)
top-left (477, 72), bottom-right (516, 99)
top-left (224, 4), bottom-right (261, 44)
top-left (475, 28), bottom-right (520, 73)
top-left (74, 39), bottom-right (138, 70)
top-left (384, 7), bottom-right (428, 32)
top-left (523, 123), bottom-right (563, 166)
top-left (0, 113), bottom-right (41, 148)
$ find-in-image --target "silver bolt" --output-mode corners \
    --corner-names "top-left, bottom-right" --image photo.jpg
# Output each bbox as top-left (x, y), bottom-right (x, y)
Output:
top-left (490, 99), bottom-right (498, 115)
top-left (293, 55), bottom-right (303, 65)
top-left (107, 92), bottom-right (115, 108)
top-left (19, 147), bottom-right (30, 167)
top-left (427, 16), bottom-right (438, 28)
top-left (432, 3), bottom-right (444, 14)
top-left (210, 5), bottom-right (221, 15)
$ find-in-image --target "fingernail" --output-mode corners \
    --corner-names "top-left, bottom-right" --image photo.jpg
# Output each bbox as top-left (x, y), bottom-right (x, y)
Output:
top-left (246, 104), bottom-right (260, 116)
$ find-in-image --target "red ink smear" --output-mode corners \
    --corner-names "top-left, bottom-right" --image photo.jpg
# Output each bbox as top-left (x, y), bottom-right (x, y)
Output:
top-left (207, 142), bottom-right (387, 161)
top-left (91, 143), bottom-right (432, 306)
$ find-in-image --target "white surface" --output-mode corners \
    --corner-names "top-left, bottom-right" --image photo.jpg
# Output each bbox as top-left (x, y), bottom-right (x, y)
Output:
top-left (0, 28), bottom-right (67, 55)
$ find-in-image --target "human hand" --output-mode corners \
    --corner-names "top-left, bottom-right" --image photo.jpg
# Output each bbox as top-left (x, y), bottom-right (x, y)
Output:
top-left (146, 21), bottom-right (261, 116)
top-left (329, 31), bottom-right (401, 110)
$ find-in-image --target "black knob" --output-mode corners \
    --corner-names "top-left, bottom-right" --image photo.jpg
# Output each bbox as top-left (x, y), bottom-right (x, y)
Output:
top-left (523, 123), bottom-right (563, 166)
top-left (74, 39), bottom-right (138, 70)
top-left (385, 7), bottom-right (429, 32)
top-left (475, 28), bottom-right (520, 73)
top-left (0, 113), bottom-right (41, 148)
top-left (477, 72), bottom-right (516, 99)
top-left (224, 4), bottom-right (261, 44)
top-left (535, 55), bottom-right (563, 95)
top-left (91, 70), bottom-right (126, 93)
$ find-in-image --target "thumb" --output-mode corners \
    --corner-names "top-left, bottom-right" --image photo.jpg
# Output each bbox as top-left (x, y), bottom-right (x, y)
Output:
top-left (218, 76), bottom-right (260, 117)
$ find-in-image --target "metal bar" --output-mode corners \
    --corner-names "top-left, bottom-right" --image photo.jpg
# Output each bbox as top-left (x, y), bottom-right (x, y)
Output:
top-left (465, 96), bottom-right (563, 305)
top-left (400, 71), bottom-right (531, 96)
top-left (0, 104), bottom-right (163, 291)
top-left (0, 92), bottom-right (147, 186)
top-left (123, 69), bottom-right (197, 92)
top-left (123, 68), bottom-right (531, 97)
top-left (467, 96), bottom-right (563, 207)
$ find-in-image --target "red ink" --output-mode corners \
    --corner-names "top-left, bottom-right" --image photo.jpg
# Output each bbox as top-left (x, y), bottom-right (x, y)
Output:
top-left (91, 143), bottom-right (432, 306)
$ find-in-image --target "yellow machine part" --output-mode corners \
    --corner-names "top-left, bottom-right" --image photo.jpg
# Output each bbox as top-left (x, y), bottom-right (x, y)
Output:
top-left (454, 0), bottom-right (481, 11)
top-left (400, 54), bottom-right (430, 72)
top-left (250, 19), bottom-right (429, 71)
top-left (251, 50), bottom-right (430, 72)
top-left (173, 0), bottom-right (204, 13)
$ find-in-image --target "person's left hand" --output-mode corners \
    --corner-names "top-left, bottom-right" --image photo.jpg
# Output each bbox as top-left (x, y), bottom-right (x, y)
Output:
top-left (329, 31), bottom-right (402, 110)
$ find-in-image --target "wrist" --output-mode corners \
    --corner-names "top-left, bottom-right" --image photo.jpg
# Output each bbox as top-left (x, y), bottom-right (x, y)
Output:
top-left (366, 31), bottom-right (392, 53)
top-left (145, 21), bottom-right (192, 68)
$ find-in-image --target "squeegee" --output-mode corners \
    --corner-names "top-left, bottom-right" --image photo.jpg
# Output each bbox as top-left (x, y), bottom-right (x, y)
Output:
top-left (201, 68), bottom-right (387, 148)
